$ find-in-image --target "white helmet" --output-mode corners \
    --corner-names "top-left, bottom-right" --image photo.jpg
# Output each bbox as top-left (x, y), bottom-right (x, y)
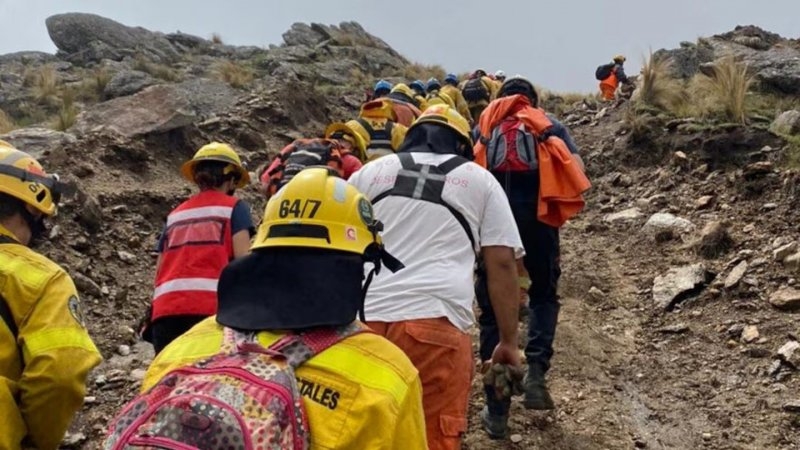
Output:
top-left (494, 70), bottom-right (507, 80)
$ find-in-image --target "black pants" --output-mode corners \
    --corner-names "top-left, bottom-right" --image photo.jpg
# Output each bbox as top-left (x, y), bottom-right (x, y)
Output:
top-left (151, 315), bottom-right (208, 354)
top-left (477, 201), bottom-right (561, 414)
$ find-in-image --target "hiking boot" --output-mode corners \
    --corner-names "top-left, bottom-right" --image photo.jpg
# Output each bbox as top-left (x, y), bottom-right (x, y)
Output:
top-left (523, 365), bottom-right (555, 410)
top-left (480, 406), bottom-right (508, 439)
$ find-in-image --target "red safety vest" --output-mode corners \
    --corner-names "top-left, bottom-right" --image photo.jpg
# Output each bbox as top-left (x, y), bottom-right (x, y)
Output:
top-left (151, 190), bottom-right (238, 321)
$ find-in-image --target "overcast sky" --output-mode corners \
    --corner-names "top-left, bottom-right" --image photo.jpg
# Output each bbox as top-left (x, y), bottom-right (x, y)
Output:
top-left (0, 0), bottom-right (797, 92)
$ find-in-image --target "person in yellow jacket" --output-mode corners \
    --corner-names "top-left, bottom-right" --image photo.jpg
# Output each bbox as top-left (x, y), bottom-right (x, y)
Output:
top-left (441, 73), bottom-right (473, 124)
top-left (461, 69), bottom-right (499, 122)
top-left (348, 98), bottom-right (408, 161)
top-left (0, 141), bottom-right (102, 450)
top-left (409, 80), bottom-right (429, 111)
top-left (142, 168), bottom-right (426, 449)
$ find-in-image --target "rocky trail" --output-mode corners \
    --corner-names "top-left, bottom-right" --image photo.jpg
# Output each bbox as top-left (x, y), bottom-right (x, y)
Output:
top-left (1, 12), bottom-right (799, 450)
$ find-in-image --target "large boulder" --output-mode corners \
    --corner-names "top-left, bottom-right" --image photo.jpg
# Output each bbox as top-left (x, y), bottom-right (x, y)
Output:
top-left (45, 13), bottom-right (180, 63)
top-left (0, 128), bottom-right (77, 159)
top-left (75, 79), bottom-right (238, 138)
top-left (770, 110), bottom-right (800, 136)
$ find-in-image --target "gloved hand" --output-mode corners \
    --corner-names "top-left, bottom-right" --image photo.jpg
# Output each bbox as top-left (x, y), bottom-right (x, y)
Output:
top-left (482, 362), bottom-right (525, 400)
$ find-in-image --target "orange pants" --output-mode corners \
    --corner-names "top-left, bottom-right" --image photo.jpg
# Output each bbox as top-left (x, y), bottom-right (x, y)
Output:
top-left (366, 318), bottom-right (473, 450)
top-left (600, 82), bottom-right (617, 100)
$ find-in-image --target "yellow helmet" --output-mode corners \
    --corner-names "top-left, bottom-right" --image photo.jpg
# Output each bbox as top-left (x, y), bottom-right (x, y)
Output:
top-left (390, 83), bottom-right (415, 100)
top-left (0, 144), bottom-right (63, 216)
top-left (252, 167), bottom-right (382, 256)
top-left (180, 142), bottom-right (250, 188)
top-left (410, 104), bottom-right (473, 146)
top-left (325, 122), bottom-right (367, 161)
top-left (613, 55), bottom-right (626, 63)
top-left (426, 92), bottom-right (456, 109)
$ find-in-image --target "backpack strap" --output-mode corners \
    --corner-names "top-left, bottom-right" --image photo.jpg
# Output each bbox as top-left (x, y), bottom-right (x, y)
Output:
top-left (268, 321), bottom-right (366, 369)
top-left (372, 154), bottom-right (476, 250)
top-left (358, 118), bottom-right (394, 151)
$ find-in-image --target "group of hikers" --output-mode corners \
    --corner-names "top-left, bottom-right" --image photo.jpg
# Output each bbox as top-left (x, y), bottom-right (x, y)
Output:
top-left (0, 66), bottom-right (594, 449)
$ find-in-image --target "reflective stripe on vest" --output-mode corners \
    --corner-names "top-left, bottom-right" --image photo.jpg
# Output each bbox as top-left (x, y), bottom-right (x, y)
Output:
top-left (153, 277), bottom-right (218, 301)
top-left (166, 205), bottom-right (234, 227)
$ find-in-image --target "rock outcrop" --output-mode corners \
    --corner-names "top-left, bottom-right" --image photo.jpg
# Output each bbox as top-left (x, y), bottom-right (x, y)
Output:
top-left (655, 25), bottom-right (800, 94)
top-left (46, 13), bottom-right (180, 63)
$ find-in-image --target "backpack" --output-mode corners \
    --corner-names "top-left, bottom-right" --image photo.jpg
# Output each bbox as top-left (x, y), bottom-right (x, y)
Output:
top-left (486, 117), bottom-right (539, 172)
top-left (595, 63), bottom-right (615, 81)
top-left (267, 139), bottom-right (344, 194)
top-left (372, 153), bottom-right (476, 250)
top-left (462, 78), bottom-right (490, 103)
top-left (356, 118), bottom-right (396, 161)
top-left (103, 323), bottom-right (365, 450)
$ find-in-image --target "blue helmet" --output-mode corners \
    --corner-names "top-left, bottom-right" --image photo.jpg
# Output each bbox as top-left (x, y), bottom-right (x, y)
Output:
top-left (444, 73), bottom-right (458, 85)
top-left (409, 80), bottom-right (426, 95)
top-left (426, 77), bottom-right (441, 92)
top-left (374, 79), bottom-right (392, 94)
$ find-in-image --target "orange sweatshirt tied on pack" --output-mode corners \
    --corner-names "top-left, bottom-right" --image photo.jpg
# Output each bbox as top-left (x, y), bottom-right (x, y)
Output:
top-left (474, 95), bottom-right (591, 228)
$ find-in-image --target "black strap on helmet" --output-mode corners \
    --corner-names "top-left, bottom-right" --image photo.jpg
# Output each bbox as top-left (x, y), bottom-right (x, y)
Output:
top-left (0, 165), bottom-right (69, 206)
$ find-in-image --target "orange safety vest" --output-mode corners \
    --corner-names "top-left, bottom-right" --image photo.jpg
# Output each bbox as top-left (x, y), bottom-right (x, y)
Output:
top-left (600, 66), bottom-right (619, 89)
top-left (152, 190), bottom-right (237, 320)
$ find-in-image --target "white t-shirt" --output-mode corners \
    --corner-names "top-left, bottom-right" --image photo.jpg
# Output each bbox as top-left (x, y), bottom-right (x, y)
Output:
top-left (348, 153), bottom-right (524, 332)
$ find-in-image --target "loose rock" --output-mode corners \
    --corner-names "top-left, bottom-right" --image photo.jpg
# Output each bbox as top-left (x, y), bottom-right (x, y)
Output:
top-left (724, 261), bottom-right (748, 289)
top-left (604, 208), bottom-right (643, 223)
top-left (769, 287), bottom-right (800, 310)
top-left (652, 264), bottom-right (708, 310)
top-left (777, 341), bottom-right (800, 369)
top-left (741, 325), bottom-right (759, 343)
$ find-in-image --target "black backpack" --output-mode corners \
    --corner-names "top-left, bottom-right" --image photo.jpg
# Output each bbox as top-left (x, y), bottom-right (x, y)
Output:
top-left (462, 78), bottom-right (490, 103)
top-left (595, 63), bottom-right (615, 81)
top-left (267, 139), bottom-right (343, 194)
top-left (356, 118), bottom-right (397, 160)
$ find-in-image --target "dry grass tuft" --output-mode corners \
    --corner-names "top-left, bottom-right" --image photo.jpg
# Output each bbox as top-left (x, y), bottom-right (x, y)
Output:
top-left (53, 90), bottom-right (78, 131)
top-left (30, 65), bottom-right (60, 105)
top-left (211, 33), bottom-right (224, 45)
top-left (213, 60), bottom-right (254, 89)
top-left (0, 109), bottom-right (16, 134)
top-left (699, 55), bottom-right (753, 124)
top-left (633, 50), bottom-right (686, 111)
top-left (132, 57), bottom-right (181, 82)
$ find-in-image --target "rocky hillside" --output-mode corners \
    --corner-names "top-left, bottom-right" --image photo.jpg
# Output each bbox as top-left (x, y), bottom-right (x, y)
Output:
top-left (1, 13), bottom-right (800, 450)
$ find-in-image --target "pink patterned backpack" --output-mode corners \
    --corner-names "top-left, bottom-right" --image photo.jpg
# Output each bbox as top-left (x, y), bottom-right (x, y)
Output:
top-left (104, 323), bottom-right (364, 450)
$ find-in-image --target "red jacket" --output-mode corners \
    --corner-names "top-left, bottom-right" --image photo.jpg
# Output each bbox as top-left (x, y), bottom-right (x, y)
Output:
top-left (474, 95), bottom-right (591, 227)
top-left (152, 190), bottom-right (238, 320)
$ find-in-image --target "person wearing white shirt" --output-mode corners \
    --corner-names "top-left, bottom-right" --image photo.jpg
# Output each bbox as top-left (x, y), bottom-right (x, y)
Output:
top-left (348, 105), bottom-right (523, 450)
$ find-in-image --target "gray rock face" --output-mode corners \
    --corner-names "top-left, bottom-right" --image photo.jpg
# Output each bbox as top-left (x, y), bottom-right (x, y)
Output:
top-left (75, 79), bottom-right (238, 137)
top-left (0, 128), bottom-right (77, 159)
top-left (46, 13), bottom-right (180, 63)
top-left (652, 264), bottom-right (708, 310)
top-left (103, 70), bottom-right (156, 99)
top-left (770, 110), bottom-right (800, 136)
